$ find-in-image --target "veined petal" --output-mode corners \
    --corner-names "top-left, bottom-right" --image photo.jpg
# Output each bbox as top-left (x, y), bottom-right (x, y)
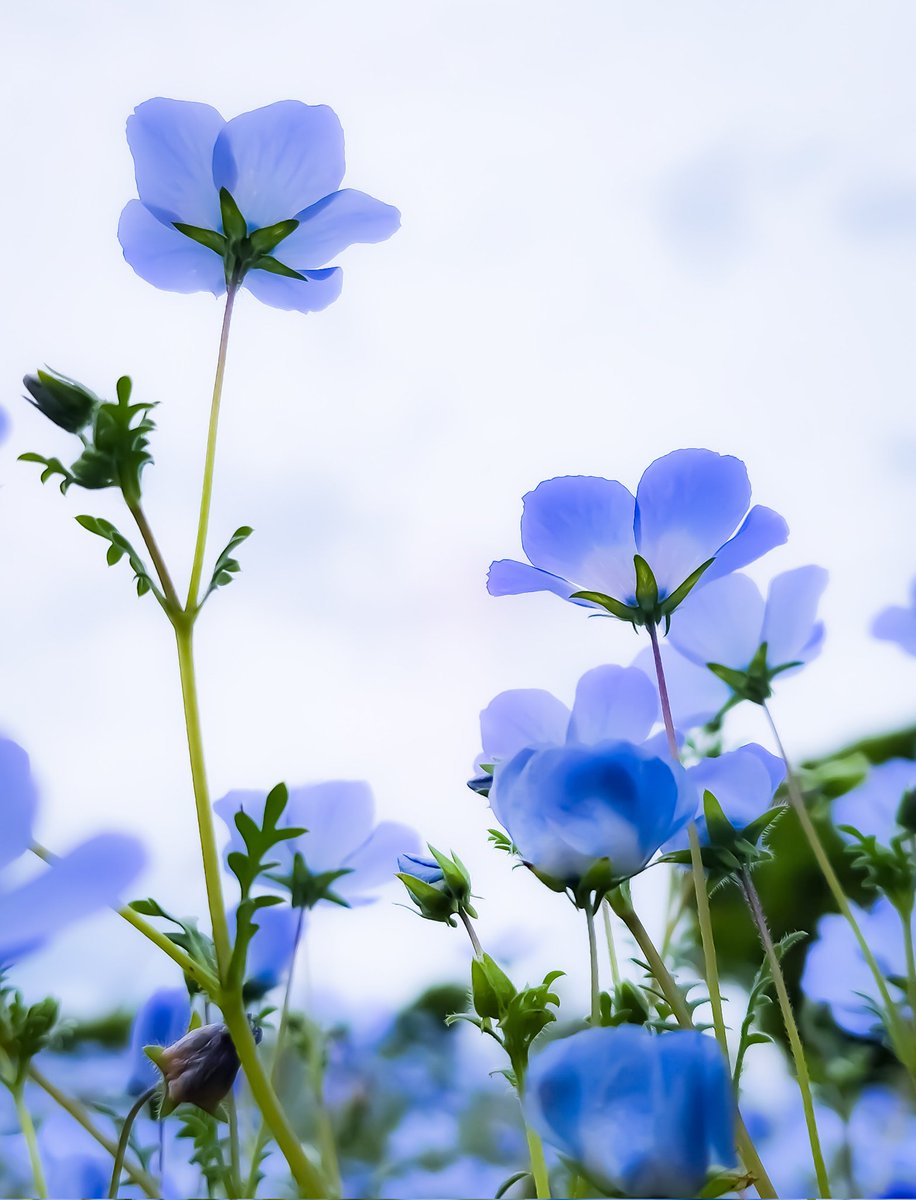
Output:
top-left (668, 573), bottom-right (765, 670)
top-left (127, 98), bottom-right (225, 229)
top-left (762, 566), bottom-right (829, 666)
top-left (520, 477), bottom-right (638, 602)
top-left (0, 737), bottom-right (38, 871)
top-left (701, 505), bottom-right (789, 585)
top-left (281, 189), bottom-right (400, 269)
top-left (118, 201), bottom-right (227, 296)
top-left (567, 665), bottom-right (658, 746)
top-left (242, 266), bottom-right (342, 312)
top-left (213, 101), bottom-right (345, 229)
top-left (486, 558), bottom-right (579, 602)
top-left (479, 689), bottom-right (570, 763)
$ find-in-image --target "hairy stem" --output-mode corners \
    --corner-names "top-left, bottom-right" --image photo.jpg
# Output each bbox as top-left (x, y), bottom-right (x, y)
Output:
top-left (108, 1086), bottom-right (156, 1199)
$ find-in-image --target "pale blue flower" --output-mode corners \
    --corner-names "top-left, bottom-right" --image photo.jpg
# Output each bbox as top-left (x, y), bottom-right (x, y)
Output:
top-left (397, 854), bottom-right (444, 885)
top-left (666, 743), bottom-right (785, 849)
top-left (832, 758), bottom-right (916, 845)
top-left (119, 98), bottom-right (399, 312)
top-left (525, 1026), bottom-right (735, 1197)
top-left (873, 578), bottom-right (916, 657)
top-left (488, 449), bottom-right (787, 621)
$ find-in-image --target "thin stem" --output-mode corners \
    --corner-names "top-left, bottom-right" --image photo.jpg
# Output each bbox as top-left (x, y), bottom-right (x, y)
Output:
top-left (108, 1086), bottom-right (156, 1199)
top-left (459, 908), bottom-right (483, 958)
top-left (226, 1094), bottom-right (242, 1199)
top-left (186, 285), bottom-right (237, 613)
top-left (740, 869), bottom-right (831, 1198)
top-left (601, 900), bottom-right (621, 988)
top-left (524, 1120), bottom-right (552, 1199)
top-left (127, 499), bottom-right (180, 611)
top-left (28, 1066), bottom-right (158, 1198)
top-left (584, 901), bottom-right (601, 1023)
top-left (762, 702), bottom-right (915, 1075)
top-left (15, 1085), bottom-right (47, 1199)
top-left (901, 903), bottom-right (916, 1021)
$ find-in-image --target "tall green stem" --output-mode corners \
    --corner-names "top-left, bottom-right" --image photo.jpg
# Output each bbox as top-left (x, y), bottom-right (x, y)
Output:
top-left (108, 1087), bottom-right (155, 1199)
top-left (601, 900), bottom-right (621, 987)
top-left (226, 1094), bottom-right (242, 1199)
top-left (740, 869), bottom-right (831, 1197)
top-left (524, 1119), bottom-right (552, 1200)
top-left (584, 901), bottom-right (601, 1023)
top-left (15, 1085), bottom-right (47, 1200)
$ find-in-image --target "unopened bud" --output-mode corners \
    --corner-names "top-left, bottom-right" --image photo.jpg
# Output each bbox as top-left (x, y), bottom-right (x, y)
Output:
top-left (146, 1022), bottom-right (254, 1116)
top-left (23, 369), bottom-right (99, 433)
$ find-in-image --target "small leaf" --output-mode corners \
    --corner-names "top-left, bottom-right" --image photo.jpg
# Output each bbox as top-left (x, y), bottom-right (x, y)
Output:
top-left (633, 554), bottom-right (659, 615)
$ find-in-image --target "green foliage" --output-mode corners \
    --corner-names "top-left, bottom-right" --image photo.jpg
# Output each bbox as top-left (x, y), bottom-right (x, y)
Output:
top-left (128, 898), bottom-right (217, 995)
top-left (840, 826), bottom-right (916, 910)
top-left (74, 514), bottom-right (162, 603)
top-left (173, 187), bottom-right (302, 286)
top-left (176, 1108), bottom-right (233, 1198)
top-left (733, 930), bottom-right (807, 1088)
top-left (707, 641), bottom-right (802, 708)
top-left (0, 984), bottom-right (59, 1088)
top-left (202, 525), bottom-right (253, 604)
top-left (23, 368), bottom-right (99, 433)
top-left (397, 845), bottom-right (476, 926)
top-left (662, 791), bottom-right (787, 887)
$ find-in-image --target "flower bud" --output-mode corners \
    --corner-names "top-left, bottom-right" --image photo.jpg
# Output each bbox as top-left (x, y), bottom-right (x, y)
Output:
top-left (23, 369), bottom-right (99, 433)
top-left (146, 1023), bottom-right (244, 1116)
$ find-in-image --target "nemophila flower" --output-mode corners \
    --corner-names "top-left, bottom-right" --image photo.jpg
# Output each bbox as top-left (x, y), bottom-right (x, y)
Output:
top-left (215, 780), bottom-right (418, 908)
top-left (488, 449), bottom-right (787, 629)
top-left (666, 743), bottom-right (785, 850)
top-left (126, 988), bottom-right (191, 1095)
top-left (831, 758), bottom-right (916, 845)
top-left (525, 1026), bottom-right (735, 1198)
top-left (119, 98), bottom-right (400, 312)
top-left (668, 566), bottom-right (828, 705)
top-left (0, 736), bottom-right (145, 964)
top-left (873, 578), bottom-right (916, 657)
top-left (801, 896), bottom-right (908, 1037)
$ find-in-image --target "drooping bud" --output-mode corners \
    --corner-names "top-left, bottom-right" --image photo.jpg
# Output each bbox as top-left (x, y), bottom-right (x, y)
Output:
top-left (23, 369), bottom-right (99, 433)
top-left (145, 1022), bottom-right (252, 1117)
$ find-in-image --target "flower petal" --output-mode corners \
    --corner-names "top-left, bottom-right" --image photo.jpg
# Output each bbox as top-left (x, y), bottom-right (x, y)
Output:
top-left (688, 745), bottom-right (782, 839)
top-left (634, 449), bottom-right (752, 596)
top-left (873, 603), bottom-right (916, 657)
top-left (567, 665), bottom-right (658, 746)
top-left (0, 737), bottom-right (38, 871)
top-left (668, 573), bottom-right (765, 670)
top-left (280, 189), bottom-right (400, 269)
top-left (286, 781), bottom-right (375, 872)
top-left (213, 101), bottom-right (345, 228)
top-left (338, 820), bottom-right (420, 902)
top-left (701, 505), bottom-right (789, 585)
top-left (243, 903), bottom-right (303, 993)
top-left (479, 689), bottom-right (571, 763)
top-left (833, 758), bottom-right (916, 845)
top-left (126, 98), bottom-right (225, 229)
top-left (118, 200), bottom-right (227, 295)
top-left (486, 559), bottom-right (579, 602)
top-left (242, 266), bottom-right (342, 312)
top-left (762, 566), bottom-right (829, 666)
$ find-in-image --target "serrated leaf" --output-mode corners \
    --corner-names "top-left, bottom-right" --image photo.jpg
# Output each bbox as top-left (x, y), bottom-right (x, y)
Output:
top-left (201, 526), bottom-right (254, 605)
top-left (75, 514), bottom-right (164, 608)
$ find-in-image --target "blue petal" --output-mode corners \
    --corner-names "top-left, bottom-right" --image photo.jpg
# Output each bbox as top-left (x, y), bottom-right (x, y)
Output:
top-left (118, 200), bottom-right (226, 295)
top-left (832, 758), bottom-right (916, 845)
top-left (0, 834), bottom-right (146, 964)
top-left (688, 745), bottom-right (781, 840)
top-left (280, 189), bottom-right (400, 269)
top-left (285, 781), bottom-right (375, 872)
top-left (801, 907), bottom-right (890, 1036)
top-left (398, 854), bottom-right (443, 885)
top-left (127, 988), bottom-right (190, 1094)
top-left (213, 101), bottom-right (345, 228)
top-left (479, 688), bottom-right (570, 763)
top-left (519, 477), bottom-right (638, 601)
top-left (668, 573), bottom-right (765, 669)
top-left (486, 558), bottom-right (578, 602)
top-left (0, 737), bottom-right (38, 871)
top-left (126, 98), bottom-right (225, 229)
top-left (242, 266), bottom-right (343, 312)
top-left (701, 504), bottom-right (789, 585)
top-left (762, 566), bottom-right (829, 666)
top-left (337, 820), bottom-right (421, 903)
top-left (567, 665), bottom-right (658, 746)
top-left (873, 598), bottom-right (916, 657)
top-left (634, 449), bottom-right (751, 596)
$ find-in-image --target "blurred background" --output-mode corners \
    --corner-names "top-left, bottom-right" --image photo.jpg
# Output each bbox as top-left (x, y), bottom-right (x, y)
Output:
top-left (1, 0), bottom-right (915, 1043)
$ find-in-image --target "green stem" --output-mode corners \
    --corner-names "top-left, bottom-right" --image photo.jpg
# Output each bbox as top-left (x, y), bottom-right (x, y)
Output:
top-left (762, 702), bottom-right (916, 1077)
top-left (525, 1121), bottom-right (552, 1199)
top-left (901, 902), bottom-right (916, 1020)
top-left (601, 900), bottom-right (621, 988)
top-left (108, 1086), bottom-right (156, 1199)
top-left (460, 907), bottom-right (484, 958)
top-left (28, 1066), bottom-right (158, 1198)
top-left (127, 499), bottom-right (180, 612)
top-left (186, 285), bottom-right (237, 613)
top-left (740, 869), bottom-right (831, 1198)
top-left (15, 1085), bottom-right (47, 1200)
top-left (226, 1094), bottom-right (242, 1199)
top-left (584, 901), bottom-right (601, 1023)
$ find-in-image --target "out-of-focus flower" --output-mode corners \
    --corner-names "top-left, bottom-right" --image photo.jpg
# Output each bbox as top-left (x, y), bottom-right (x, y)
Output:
top-left (242, 902), bottom-right (303, 999)
top-left (127, 988), bottom-right (191, 1095)
top-left (873, 578), bottom-right (916, 657)
top-left (146, 1023), bottom-right (242, 1116)
top-left (0, 736), bottom-right (145, 964)
top-left (668, 567), bottom-right (828, 702)
top-left (846, 1085), bottom-right (916, 1198)
top-left (488, 449), bottom-right (786, 627)
top-left (382, 1155), bottom-right (509, 1200)
top-left (119, 98), bottom-right (399, 312)
top-left (801, 896), bottom-right (907, 1037)
top-left (525, 1026), bottom-right (734, 1197)
top-left (215, 780), bottom-right (418, 908)
top-left (832, 758), bottom-right (916, 845)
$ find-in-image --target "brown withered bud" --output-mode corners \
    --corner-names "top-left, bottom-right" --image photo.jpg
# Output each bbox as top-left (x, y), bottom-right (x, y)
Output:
top-left (145, 1023), bottom-right (240, 1117)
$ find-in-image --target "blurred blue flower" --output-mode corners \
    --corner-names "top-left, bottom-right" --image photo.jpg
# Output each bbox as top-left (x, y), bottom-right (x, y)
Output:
top-left (667, 743), bottom-right (785, 849)
top-left (801, 896), bottom-right (908, 1037)
top-left (488, 449), bottom-right (786, 619)
top-left (831, 758), bottom-right (916, 845)
top-left (489, 740), bottom-right (695, 889)
top-left (383, 1155), bottom-right (508, 1200)
top-left (242, 902), bottom-right (303, 998)
top-left (631, 641), bottom-right (732, 728)
top-left (119, 98), bottom-right (399, 312)
top-left (668, 566), bottom-right (828, 686)
top-left (847, 1085), bottom-right (916, 1198)
top-left (873, 578), bottom-right (916, 656)
top-left (0, 406), bottom-right (9, 444)
top-left (397, 853), bottom-right (444, 885)
top-left (525, 1026), bottom-right (735, 1197)
top-left (0, 735), bottom-right (146, 964)
top-left (215, 780), bottom-right (419, 907)
top-left (126, 987), bottom-right (190, 1095)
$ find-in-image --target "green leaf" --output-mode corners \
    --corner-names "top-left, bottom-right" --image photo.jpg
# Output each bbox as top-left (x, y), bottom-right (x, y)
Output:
top-left (127, 898), bottom-right (218, 994)
top-left (733, 929), bottom-right (807, 1089)
top-left (18, 451), bottom-right (77, 493)
top-left (702, 789), bottom-right (737, 848)
top-left (248, 219), bottom-right (299, 256)
top-left (173, 223), bottom-right (228, 256)
top-left (75, 515), bottom-right (164, 607)
top-left (659, 556), bottom-right (715, 617)
top-left (202, 526), bottom-right (254, 604)
top-left (250, 254), bottom-right (307, 281)
top-left (707, 661), bottom-right (754, 694)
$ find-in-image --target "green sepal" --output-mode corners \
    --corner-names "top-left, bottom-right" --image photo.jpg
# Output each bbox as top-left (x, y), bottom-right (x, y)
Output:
top-left (700, 1170), bottom-right (756, 1198)
top-left (173, 223), bottom-right (228, 256)
top-left (23, 368), bottom-right (100, 433)
top-left (569, 590), bottom-right (642, 624)
top-left (250, 255), bottom-right (307, 280)
top-left (633, 554), bottom-right (659, 615)
top-left (470, 956), bottom-right (503, 1019)
top-left (219, 188), bottom-right (247, 243)
top-left (427, 844), bottom-right (472, 903)
top-left (248, 219), bottom-right (299, 256)
top-left (658, 557), bottom-right (715, 617)
top-left (573, 857), bottom-right (621, 908)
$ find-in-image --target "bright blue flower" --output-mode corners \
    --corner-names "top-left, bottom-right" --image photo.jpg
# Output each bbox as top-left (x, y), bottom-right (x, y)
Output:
top-left (0, 736), bottom-right (145, 965)
top-left (126, 987), bottom-right (191, 1095)
top-left (397, 853), bottom-right (444, 885)
top-left (119, 98), bottom-right (399, 312)
top-left (832, 758), bottom-right (916, 845)
top-left (488, 449), bottom-right (787, 618)
top-left (666, 743), bottom-right (785, 849)
top-left (489, 740), bottom-right (695, 888)
top-left (215, 780), bottom-right (419, 907)
top-left (801, 896), bottom-right (908, 1037)
top-left (873, 578), bottom-right (916, 656)
top-left (525, 1026), bottom-right (735, 1198)
top-left (242, 902), bottom-right (303, 997)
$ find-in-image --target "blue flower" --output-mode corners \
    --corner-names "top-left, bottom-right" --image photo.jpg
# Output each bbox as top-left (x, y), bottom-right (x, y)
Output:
top-left (489, 740), bottom-right (695, 889)
top-left (126, 987), bottom-right (191, 1095)
top-left (665, 743), bottom-right (785, 850)
top-left (119, 98), bottom-right (400, 312)
top-left (873, 578), bottom-right (916, 656)
top-left (525, 1026), bottom-right (735, 1197)
top-left (0, 736), bottom-right (146, 965)
top-left (215, 780), bottom-right (419, 907)
top-left (832, 758), bottom-right (916, 845)
top-left (396, 854), bottom-right (444, 885)
top-left (488, 449), bottom-right (787, 622)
